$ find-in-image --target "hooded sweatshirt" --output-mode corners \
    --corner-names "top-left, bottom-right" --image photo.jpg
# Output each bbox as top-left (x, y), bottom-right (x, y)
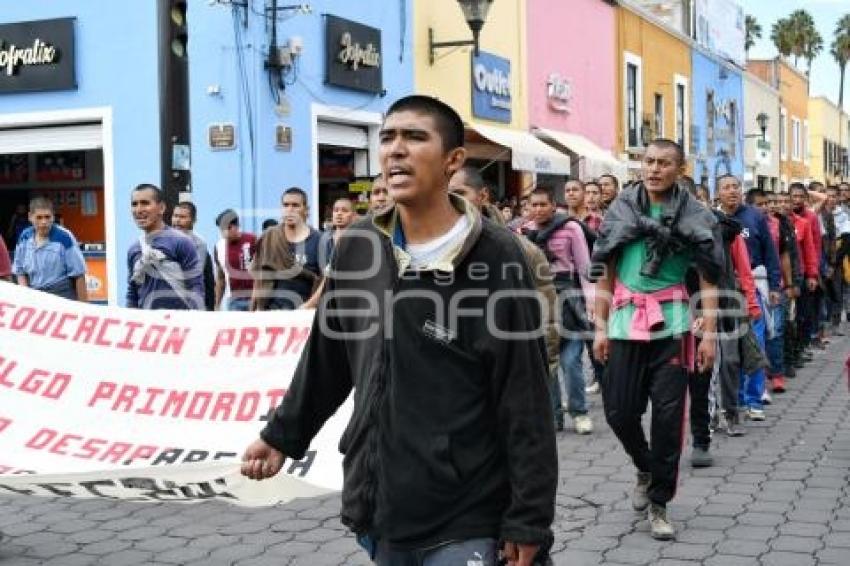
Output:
top-left (730, 204), bottom-right (781, 292)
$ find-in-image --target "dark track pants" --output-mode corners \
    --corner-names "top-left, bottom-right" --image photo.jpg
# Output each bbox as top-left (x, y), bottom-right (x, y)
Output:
top-left (717, 334), bottom-right (741, 414)
top-left (602, 337), bottom-right (689, 506)
top-left (798, 287), bottom-right (817, 346)
top-left (688, 366), bottom-right (712, 450)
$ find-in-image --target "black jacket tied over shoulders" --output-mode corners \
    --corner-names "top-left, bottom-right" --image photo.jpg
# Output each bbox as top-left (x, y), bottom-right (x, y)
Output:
top-left (590, 181), bottom-right (723, 285)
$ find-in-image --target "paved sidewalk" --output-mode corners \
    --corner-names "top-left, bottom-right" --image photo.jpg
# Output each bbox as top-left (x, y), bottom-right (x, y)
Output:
top-left (1, 336), bottom-right (849, 565)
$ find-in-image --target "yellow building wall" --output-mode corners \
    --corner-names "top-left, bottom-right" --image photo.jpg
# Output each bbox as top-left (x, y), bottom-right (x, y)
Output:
top-left (414, 0), bottom-right (527, 129)
top-left (808, 97), bottom-right (848, 184)
top-left (778, 61), bottom-right (809, 182)
top-left (616, 8), bottom-right (691, 160)
top-left (808, 98), bottom-right (828, 183)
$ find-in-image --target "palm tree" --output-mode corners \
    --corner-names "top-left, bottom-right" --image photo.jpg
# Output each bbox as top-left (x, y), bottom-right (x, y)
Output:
top-left (788, 10), bottom-right (822, 76)
top-left (773, 10), bottom-right (823, 77)
top-left (804, 30), bottom-right (824, 79)
top-left (746, 15), bottom-right (762, 56)
top-left (833, 14), bottom-right (850, 108)
top-left (771, 17), bottom-right (795, 60)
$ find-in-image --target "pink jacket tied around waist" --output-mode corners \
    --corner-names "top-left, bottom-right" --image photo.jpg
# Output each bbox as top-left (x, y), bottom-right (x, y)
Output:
top-left (612, 281), bottom-right (689, 342)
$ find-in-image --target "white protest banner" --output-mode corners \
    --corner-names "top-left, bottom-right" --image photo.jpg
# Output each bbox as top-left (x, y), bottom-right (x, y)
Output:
top-left (0, 463), bottom-right (334, 506)
top-left (0, 282), bottom-right (348, 506)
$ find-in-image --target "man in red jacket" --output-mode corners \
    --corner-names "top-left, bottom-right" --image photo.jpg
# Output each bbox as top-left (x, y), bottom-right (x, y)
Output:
top-left (790, 183), bottom-right (822, 354)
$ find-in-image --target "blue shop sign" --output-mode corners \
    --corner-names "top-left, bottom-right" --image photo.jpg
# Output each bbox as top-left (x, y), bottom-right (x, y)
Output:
top-left (472, 51), bottom-right (511, 123)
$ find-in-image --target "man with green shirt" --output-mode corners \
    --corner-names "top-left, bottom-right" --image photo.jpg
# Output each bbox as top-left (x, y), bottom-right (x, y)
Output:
top-left (592, 139), bottom-right (721, 541)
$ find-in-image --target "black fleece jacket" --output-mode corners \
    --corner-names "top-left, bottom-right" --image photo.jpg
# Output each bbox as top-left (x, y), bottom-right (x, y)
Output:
top-left (260, 196), bottom-right (558, 549)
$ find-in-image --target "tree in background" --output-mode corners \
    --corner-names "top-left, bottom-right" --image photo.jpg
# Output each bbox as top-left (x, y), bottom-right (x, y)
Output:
top-left (771, 10), bottom-right (823, 84)
top-left (771, 16), bottom-right (795, 61)
top-left (833, 14), bottom-right (850, 108)
top-left (746, 15), bottom-right (762, 56)
top-left (796, 11), bottom-right (824, 80)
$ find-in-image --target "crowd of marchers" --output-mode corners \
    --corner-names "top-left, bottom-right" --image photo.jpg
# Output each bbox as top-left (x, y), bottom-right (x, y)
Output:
top-left (3, 95), bottom-right (850, 564)
top-left (237, 91), bottom-right (850, 562)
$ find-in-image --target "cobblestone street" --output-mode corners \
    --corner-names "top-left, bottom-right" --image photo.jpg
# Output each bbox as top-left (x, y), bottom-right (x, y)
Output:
top-left (2, 336), bottom-right (849, 566)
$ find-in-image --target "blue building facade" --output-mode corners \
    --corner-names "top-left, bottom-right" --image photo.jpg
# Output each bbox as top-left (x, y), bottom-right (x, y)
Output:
top-left (0, 0), bottom-right (413, 305)
top-left (690, 49), bottom-right (745, 196)
top-left (0, 1), bottom-right (162, 304)
top-left (187, 0), bottom-right (414, 245)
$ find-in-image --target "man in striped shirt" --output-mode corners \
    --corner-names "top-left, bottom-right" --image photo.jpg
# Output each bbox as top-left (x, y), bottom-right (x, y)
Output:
top-left (126, 184), bottom-right (203, 310)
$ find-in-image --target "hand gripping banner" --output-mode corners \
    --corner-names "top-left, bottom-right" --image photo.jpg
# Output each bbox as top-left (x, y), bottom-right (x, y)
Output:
top-left (0, 282), bottom-right (346, 506)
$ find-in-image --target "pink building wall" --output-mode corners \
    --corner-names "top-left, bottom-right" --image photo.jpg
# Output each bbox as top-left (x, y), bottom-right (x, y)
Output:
top-left (527, 0), bottom-right (617, 152)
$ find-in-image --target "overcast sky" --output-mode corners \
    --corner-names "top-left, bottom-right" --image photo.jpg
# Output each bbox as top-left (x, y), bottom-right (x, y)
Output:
top-left (744, 0), bottom-right (850, 111)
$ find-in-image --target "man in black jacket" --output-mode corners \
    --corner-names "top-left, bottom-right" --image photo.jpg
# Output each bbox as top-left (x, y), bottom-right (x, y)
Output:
top-left (241, 95), bottom-right (557, 566)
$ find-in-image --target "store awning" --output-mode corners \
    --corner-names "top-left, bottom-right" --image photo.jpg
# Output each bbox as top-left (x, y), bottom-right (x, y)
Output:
top-left (0, 123), bottom-right (102, 154)
top-left (470, 123), bottom-right (571, 175)
top-left (533, 127), bottom-right (627, 180)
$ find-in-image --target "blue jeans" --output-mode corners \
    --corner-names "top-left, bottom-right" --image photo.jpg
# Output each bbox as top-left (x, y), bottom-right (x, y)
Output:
top-left (371, 537), bottom-right (498, 565)
top-left (227, 297), bottom-right (251, 311)
top-left (764, 299), bottom-right (786, 376)
top-left (739, 292), bottom-right (767, 410)
top-left (558, 338), bottom-right (587, 416)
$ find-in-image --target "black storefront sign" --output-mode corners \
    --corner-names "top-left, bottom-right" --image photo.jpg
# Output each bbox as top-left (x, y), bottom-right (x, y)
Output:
top-left (0, 18), bottom-right (76, 94)
top-left (325, 15), bottom-right (382, 94)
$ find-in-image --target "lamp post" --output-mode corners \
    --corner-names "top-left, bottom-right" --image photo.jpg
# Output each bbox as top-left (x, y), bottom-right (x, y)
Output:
top-left (428, 0), bottom-right (493, 65)
top-left (745, 112), bottom-right (770, 141)
top-left (744, 113), bottom-right (771, 190)
top-left (756, 112), bottom-right (768, 141)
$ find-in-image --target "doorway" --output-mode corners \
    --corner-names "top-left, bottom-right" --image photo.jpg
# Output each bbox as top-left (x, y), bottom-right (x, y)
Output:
top-left (311, 105), bottom-right (382, 229)
top-left (317, 144), bottom-right (370, 228)
top-left (0, 148), bottom-right (107, 303)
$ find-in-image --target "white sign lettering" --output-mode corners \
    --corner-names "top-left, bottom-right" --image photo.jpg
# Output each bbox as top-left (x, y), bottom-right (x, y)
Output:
top-left (474, 63), bottom-right (511, 98)
top-left (338, 32), bottom-right (380, 71)
top-left (547, 73), bottom-right (572, 113)
top-left (0, 38), bottom-right (57, 76)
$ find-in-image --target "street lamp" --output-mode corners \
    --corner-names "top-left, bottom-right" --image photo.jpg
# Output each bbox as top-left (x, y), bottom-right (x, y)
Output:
top-left (428, 0), bottom-right (493, 65)
top-left (756, 112), bottom-right (769, 141)
top-left (745, 112), bottom-right (770, 141)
